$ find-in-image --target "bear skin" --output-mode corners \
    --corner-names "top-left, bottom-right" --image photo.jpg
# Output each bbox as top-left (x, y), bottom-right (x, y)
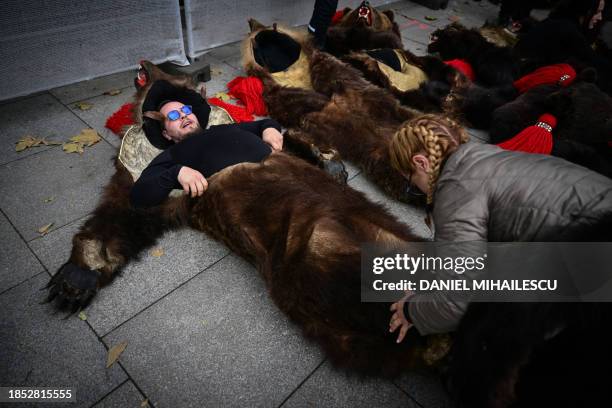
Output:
top-left (488, 76), bottom-right (612, 177)
top-left (324, 2), bottom-right (403, 57)
top-left (428, 22), bottom-right (520, 87)
top-left (243, 22), bottom-right (425, 205)
top-left (46, 61), bottom-right (454, 377)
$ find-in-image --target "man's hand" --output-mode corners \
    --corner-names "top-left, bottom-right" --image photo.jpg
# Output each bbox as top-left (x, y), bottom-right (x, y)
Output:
top-left (262, 127), bottom-right (283, 151)
top-left (177, 166), bottom-right (208, 197)
top-left (389, 293), bottom-right (414, 344)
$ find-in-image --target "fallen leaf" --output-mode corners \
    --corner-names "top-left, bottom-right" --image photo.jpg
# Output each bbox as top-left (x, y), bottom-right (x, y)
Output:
top-left (44, 196), bottom-right (55, 203)
top-left (104, 89), bottom-right (122, 96)
top-left (424, 16), bottom-right (438, 21)
top-left (214, 92), bottom-right (231, 101)
top-left (449, 15), bottom-right (461, 22)
top-left (140, 399), bottom-right (149, 408)
top-left (150, 247), bottom-right (164, 257)
top-left (78, 311), bottom-right (87, 321)
top-left (62, 142), bottom-right (84, 154)
top-left (75, 102), bottom-right (93, 111)
top-left (211, 68), bottom-right (224, 76)
top-left (41, 139), bottom-right (62, 146)
top-left (106, 341), bottom-right (128, 368)
top-left (70, 128), bottom-right (101, 147)
top-left (38, 223), bottom-right (53, 235)
top-left (15, 136), bottom-right (39, 152)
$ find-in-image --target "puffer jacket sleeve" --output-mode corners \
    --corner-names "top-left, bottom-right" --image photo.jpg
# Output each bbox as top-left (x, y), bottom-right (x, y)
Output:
top-left (408, 181), bottom-right (489, 335)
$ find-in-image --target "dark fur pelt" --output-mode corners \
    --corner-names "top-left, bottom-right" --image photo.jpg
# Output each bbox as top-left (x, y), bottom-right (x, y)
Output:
top-left (428, 22), bottom-right (520, 87)
top-left (445, 82), bottom-right (518, 129)
top-left (341, 49), bottom-right (462, 112)
top-left (325, 5), bottom-right (402, 57)
top-left (489, 77), bottom-right (612, 177)
top-left (449, 215), bottom-right (612, 408)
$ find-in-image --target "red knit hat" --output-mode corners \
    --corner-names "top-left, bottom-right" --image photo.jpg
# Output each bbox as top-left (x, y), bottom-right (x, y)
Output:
top-left (497, 114), bottom-right (557, 155)
top-left (513, 64), bottom-right (576, 94)
top-left (444, 59), bottom-right (476, 81)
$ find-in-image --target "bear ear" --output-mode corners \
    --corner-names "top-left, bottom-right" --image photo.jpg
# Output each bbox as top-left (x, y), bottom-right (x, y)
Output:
top-left (546, 90), bottom-right (574, 117)
top-left (248, 18), bottom-right (267, 33)
top-left (383, 9), bottom-right (395, 22)
top-left (578, 67), bottom-right (598, 83)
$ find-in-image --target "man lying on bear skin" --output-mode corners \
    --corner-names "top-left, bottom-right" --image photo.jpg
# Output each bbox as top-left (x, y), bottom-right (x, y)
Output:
top-left (45, 61), bottom-right (451, 377)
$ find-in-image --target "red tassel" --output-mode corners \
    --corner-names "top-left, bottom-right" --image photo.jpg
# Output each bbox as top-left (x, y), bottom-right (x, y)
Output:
top-left (105, 103), bottom-right (135, 137)
top-left (207, 97), bottom-right (254, 123)
top-left (227, 76), bottom-right (267, 116)
top-left (497, 114), bottom-right (556, 155)
top-left (331, 10), bottom-right (345, 25)
top-left (444, 59), bottom-right (475, 81)
top-left (513, 64), bottom-right (576, 94)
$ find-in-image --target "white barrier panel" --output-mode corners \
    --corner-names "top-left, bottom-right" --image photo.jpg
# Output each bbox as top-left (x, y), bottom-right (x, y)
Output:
top-left (184, 0), bottom-right (395, 58)
top-left (0, 0), bottom-right (187, 101)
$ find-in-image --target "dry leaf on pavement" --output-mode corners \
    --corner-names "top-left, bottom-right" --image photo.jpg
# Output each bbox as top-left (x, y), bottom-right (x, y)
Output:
top-left (38, 223), bottom-right (53, 235)
top-left (44, 196), bottom-right (55, 203)
top-left (104, 89), bottom-right (122, 96)
top-left (70, 128), bottom-right (101, 146)
top-left (214, 92), bottom-right (231, 101)
top-left (78, 311), bottom-right (87, 321)
top-left (150, 247), bottom-right (164, 257)
top-left (106, 341), bottom-right (128, 368)
top-left (425, 16), bottom-right (437, 21)
top-left (15, 136), bottom-right (61, 152)
top-left (140, 399), bottom-right (149, 408)
top-left (75, 102), bottom-right (93, 111)
top-left (63, 142), bottom-right (84, 154)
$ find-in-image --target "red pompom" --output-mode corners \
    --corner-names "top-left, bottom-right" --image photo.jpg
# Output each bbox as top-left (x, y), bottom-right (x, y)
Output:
top-left (331, 10), bottom-right (345, 25)
top-left (105, 103), bottom-right (135, 137)
top-left (207, 97), bottom-right (253, 123)
top-left (444, 59), bottom-right (476, 81)
top-left (227, 76), bottom-right (267, 116)
top-left (497, 113), bottom-right (557, 155)
top-left (513, 63), bottom-right (576, 94)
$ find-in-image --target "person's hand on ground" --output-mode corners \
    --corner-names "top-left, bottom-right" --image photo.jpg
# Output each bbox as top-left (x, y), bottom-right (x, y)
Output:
top-left (177, 166), bottom-right (208, 197)
top-left (262, 127), bottom-right (283, 151)
top-left (389, 293), bottom-right (414, 343)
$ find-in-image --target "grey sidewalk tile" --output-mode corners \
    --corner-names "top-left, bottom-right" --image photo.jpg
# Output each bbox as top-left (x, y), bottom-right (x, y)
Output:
top-left (92, 381), bottom-right (146, 408)
top-left (399, 20), bottom-right (436, 46)
top-left (0, 273), bottom-right (127, 407)
top-left (344, 161), bottom-right (362, 182)
top-left (403, 38), bottom-right (429, 55)
top-left (68, 87), bottom-right (135, 148)
top-left (50, 70), bottom-right (136, 105)
top-left (205, 41), bottom-right (242, 62)
top-left (0, 141), bottom-right (116, 241)
top-left (29, 217), bottom-right (230, 336)
top-left (348, 174), bottom-right (432, 240)
top-left (0, 93), bottom-right (86, 166)
top-left (86, 228), bottom-right (229, 336)
top-left (205, 59), bottom-right (242, 98)
top-left (395, 371), bottom-right (456, 408)
top-left (282, 360), bottom-right (419, 408)
top-left (103, 254), bottom-right (323, 408)
top-left (220, 53), bottom-right (245, 72)
top-left (0, 212), bottom-right (44, 293)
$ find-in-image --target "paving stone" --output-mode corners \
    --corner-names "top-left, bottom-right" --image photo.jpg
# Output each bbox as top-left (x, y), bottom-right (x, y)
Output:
top-left (0, 93), bottom-right (86, 166)
top-left (50, 70), bottom-right (136, 105)
top-left (220, 52), bottom-right (244, 72)
top-left (403, 38), bottom-right (429, 55)
top-left (0, 212), bottom-right (44, 293)
top-left (399, 19), bottom-right (436, 45)
top-left (283, 360), bottom-right (419, 408)
top-left (348, 173), bottom-right (432, 240)
top-left (103, 254), bottom-right (324, 408)
top-left (92, 381), bottom-right (146, 408)
top-left (0, 141), bottom-right (117, 241)
top-left (205, 58), bottom-right (243, 98)
top-left (204, 41), bottom-right (242, 62)
top-left (68, 87), bottom-right (135, 148)
top-left (30, 217), bottom-right (230, 336)
top-left (395, 371), bottom-right (456, 408)
top-left (0, 273), bottom-right (127, 407)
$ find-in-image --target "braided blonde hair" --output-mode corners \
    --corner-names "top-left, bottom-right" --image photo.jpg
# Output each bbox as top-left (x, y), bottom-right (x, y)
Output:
top-left (389, 114), bottom-right (468, 205)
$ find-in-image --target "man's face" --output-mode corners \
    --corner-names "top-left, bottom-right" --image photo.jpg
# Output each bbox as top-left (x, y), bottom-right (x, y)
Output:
top-left (160, 101), bottom-right (201, 143)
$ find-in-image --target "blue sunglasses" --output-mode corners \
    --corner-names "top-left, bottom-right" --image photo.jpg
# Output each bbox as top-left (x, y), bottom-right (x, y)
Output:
top-left (166, 105), bottom-right (193, 121)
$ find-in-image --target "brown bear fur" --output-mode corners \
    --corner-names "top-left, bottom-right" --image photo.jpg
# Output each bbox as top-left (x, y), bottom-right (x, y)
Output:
top-left (48, 62), bottom-right (448, 377)
top-left (243, 23), bottom-right (425, 205)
